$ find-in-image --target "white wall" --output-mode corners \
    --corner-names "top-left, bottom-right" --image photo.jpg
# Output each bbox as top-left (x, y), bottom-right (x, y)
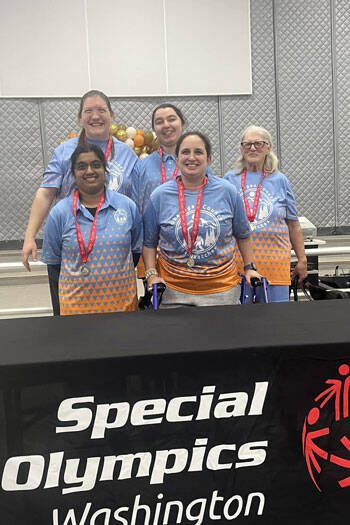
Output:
top-left (0, 0), bottom-right (252, 97)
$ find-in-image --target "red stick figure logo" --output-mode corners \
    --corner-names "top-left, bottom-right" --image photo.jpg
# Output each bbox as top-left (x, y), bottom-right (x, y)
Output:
top-left (302, 364), bottom-right (350, 492)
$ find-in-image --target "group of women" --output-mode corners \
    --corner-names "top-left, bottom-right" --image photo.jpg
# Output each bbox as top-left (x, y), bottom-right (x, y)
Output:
top-left (22, 90), bottom-right (307, 316)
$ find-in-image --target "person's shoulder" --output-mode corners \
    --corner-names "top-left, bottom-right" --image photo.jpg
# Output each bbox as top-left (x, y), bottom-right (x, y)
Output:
top-left (53, 137), bottom-right (79, 157)
top-left (140, 151), bottom-right (159, 166)
top-left (49, 194), bottom-right (73, 218)
top-left (223, 169), bottom-right (240, 182)
top-left (268, 170), bottom-right (286, 180)
top-left (112, 137), bottom-right (137, 159)
top-left (148, 178), bottom-right (176, 202)
top-left (267, 170), bottom-right (290, 186)
top-left (208, 173), bottom-right (238, 193)
top-left (106, 188), bottom-right (137, 210)
top-left (135, 151), bottom-right (159, 175)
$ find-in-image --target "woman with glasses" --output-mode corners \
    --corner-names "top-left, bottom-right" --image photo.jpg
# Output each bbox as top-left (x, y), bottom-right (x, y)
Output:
top-left (22, 90), bottom-right (138, 314)
top-left (22, 90), bottom-right (138, 270)
top-left (224, 125), bottom-right (307, 303)
top-left (41, 143), bottom-right (142, 316)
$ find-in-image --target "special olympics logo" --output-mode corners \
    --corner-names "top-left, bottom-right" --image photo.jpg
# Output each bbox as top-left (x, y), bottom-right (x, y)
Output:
top-left (302, 364), bottom-right (350, 492)
top-left (107, 160), bottom-right (124, 192)
top-left (114, 208), bottom-right (127, 225)
top-left (175, 209), bottom-right (220, 256)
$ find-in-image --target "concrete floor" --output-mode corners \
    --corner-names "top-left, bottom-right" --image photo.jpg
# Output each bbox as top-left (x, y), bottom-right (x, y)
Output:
top-left (1, 235), bottom-right (350, 318)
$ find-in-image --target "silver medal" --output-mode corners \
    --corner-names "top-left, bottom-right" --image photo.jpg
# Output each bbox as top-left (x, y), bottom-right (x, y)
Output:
top-left (80, 264), bottom-right (90, 276)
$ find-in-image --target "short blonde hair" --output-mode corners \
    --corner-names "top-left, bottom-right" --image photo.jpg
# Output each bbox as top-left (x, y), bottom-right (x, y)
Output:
top-left (235, 125), bottom-right (279, 174)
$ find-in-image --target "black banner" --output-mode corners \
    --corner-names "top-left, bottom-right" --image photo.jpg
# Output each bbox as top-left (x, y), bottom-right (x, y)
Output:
top-left (0, 301), bottom-right (349, 524)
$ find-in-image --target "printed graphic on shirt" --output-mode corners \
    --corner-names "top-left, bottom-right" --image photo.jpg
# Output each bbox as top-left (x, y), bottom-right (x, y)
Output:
top-left (173, 206), bottom-right (221, 261)
top-left (242, 185), bottom-right (274, 229)
top-left (108, 159), bottom-right (125, 192)
top-left (114, 208), bottom-right (128, 225)
top-left (224, 171), bottom-right (297, 285)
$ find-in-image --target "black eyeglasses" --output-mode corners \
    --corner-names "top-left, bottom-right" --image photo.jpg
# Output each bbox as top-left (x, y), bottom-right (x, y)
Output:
top-left (241, 141), bottom-right (268, 150)
top-left (75, 161), bottom-right (104, 172)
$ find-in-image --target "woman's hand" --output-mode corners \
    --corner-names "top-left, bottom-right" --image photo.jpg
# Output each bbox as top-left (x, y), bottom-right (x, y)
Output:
top-left (291, 258), bottom-right (308, 285)
top-left (22, 236), bottom-right (37, 271)
top-left (146, 274), bottom-right (166, 291)
top-left (286, 219), bottom-right (308, 286)
top-left (244, 269), bottom-right (262, 286)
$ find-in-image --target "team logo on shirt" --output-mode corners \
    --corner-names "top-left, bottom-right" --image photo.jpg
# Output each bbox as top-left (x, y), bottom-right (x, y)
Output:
top-left (240, 185), bottom-right (274, 229)
top-left (107, 160), bottom-right (124, 192)
top-left (175, 207), bottom-right (220, 258)
top-left (114, 208), bottom-right (128, 225)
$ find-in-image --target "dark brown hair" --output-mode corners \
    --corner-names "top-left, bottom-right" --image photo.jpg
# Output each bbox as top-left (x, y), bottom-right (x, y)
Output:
top-left (175, 131), bottom-right (212, 157)
top-left (151, 103), bottom-right (185, 129)
top-left (71, 143), bottom-right (107, 175)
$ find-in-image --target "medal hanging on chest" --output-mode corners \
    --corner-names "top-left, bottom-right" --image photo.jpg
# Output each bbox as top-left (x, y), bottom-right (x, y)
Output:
top-left (159, 148), bottom-right (179, 184)
top-left (241, 169), bottom-right (266, 227)
top-left (177, 177), bottom-right (207, 268)
top-left (80, 264), bottom-right (91, 276)
top-left (72, 189), bottom-right (105, 276)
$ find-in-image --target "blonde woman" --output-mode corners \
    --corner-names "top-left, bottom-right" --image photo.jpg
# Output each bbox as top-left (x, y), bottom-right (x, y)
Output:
top-left (224, 125), bottom-right (307, 302)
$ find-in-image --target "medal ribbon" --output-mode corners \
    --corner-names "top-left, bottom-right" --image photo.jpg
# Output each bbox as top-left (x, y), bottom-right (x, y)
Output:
top-left (159, 148), bottom-right (179, 184)
top-left (72, 189), bottom-right (105, 264)
top-left (241, 169), bottom-right (267, 222)
top-left (177, 177), bottom-right (207, 257)
top-left (104, 136), bottom-right (113, 163)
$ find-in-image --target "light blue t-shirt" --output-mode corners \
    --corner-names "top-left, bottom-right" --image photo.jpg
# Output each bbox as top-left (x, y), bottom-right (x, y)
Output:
top-left (41, 136), bottom-right (138, 199)
top-left (143, 173), bottom-right (250, 272)
top-left (224, 170), bottom-right (298, 285)
top-left (41, 188), bottom-right (142, 315)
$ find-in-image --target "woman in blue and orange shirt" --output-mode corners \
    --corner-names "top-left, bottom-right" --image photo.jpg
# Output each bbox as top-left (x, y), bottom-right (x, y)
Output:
top-left (143, 132), bottom-right (260, 308)
top-left (224, 125), bottom-right (307, 302)
top-left (41, 144), bottom-right (142, 316)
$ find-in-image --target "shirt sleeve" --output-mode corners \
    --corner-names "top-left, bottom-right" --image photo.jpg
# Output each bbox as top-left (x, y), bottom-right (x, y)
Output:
top-left (130, 202), bottom-right (143, 254)
top-left (40, 146), bottom-right (66, 189)
top-left (284, 177), bottom-right (298, 220)
top-left (143, 199), bottom-right (160, 248)
top-left (232, 189), bottom-right (251, 239)
top-left (206, 165), bottom-right (215, 177)
top-left (130, 161), bottom-right (141, 211)
top-left (41, 209), bottom-right (63, 264)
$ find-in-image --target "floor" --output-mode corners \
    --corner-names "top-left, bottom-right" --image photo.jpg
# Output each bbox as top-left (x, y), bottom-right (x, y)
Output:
top-left (1, 235), bottom-right (349, 319)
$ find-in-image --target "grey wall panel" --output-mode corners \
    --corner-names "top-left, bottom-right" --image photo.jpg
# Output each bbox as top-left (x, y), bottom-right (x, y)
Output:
top-left (275, 0), bottom-right (335, 228)
top-left (221, 0), bottom-right (278, 175)
top-left (1, 0), bottom-right (349, 243)
top-left (0, 99), bottom-right (44, 241)
top-left (334, 0), bottom-right (350, 227)
top-left (41, 99), bottom-right (81, 161)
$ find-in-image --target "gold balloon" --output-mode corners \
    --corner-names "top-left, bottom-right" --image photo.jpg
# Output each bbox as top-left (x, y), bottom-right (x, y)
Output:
top-left (134, 147), bottom-right (143, 156)
top-left (141, 146), bottom-right (148, 154)
top-left (144, 131), bottom-right (154, 146)
top-left (118, 124), bottom-right (126, 131)
top-left (116, 129), bottom-right (127, 142)
top-left (109, 124), bottom-right (119, 136)
top-left (151, 139), bottom-right (159, 152)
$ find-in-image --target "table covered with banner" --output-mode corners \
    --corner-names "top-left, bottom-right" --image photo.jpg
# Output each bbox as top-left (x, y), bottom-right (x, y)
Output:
top-left (0, 300), bottom-right (349, 524)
